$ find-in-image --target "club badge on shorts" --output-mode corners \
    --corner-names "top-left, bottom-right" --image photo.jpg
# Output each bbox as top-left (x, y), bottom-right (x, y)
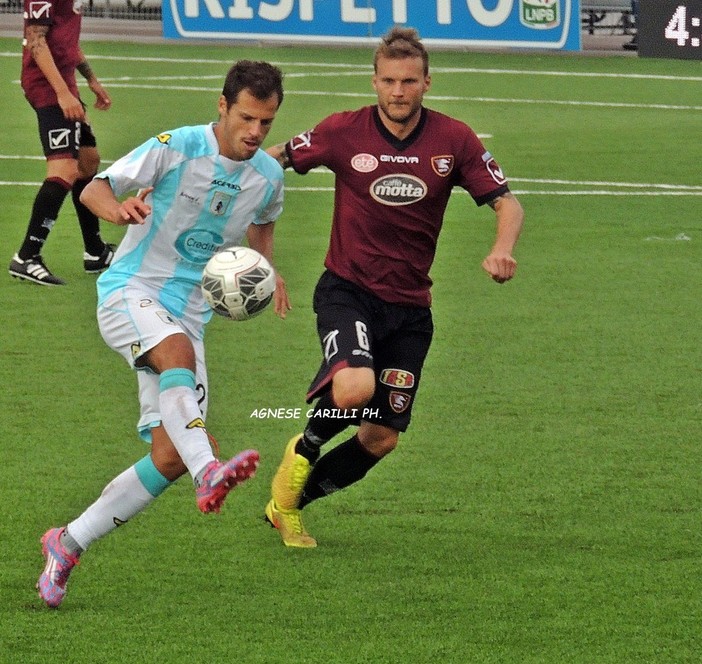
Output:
top-left (389, 391), bottom-right (411, 414)
top-left (380, 369), bottom-right (415, 389)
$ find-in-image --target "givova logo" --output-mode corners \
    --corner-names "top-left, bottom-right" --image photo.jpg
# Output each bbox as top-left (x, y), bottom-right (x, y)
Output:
top-left (520, 0), bottom-right (560, 30)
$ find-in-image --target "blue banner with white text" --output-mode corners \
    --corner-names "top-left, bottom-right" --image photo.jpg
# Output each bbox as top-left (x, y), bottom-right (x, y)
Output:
top-left (163, 0), bottom-right (581, 51)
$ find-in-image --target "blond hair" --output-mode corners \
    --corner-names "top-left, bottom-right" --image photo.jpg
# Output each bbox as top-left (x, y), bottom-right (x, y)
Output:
top-left (374, 27), bottom-right (429, 76)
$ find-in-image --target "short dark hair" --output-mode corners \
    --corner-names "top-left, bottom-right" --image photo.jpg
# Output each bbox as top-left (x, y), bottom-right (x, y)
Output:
top-left (374, 27), bottom-right (429, 76)
top-left (222, 60), bottom-right (284, 108)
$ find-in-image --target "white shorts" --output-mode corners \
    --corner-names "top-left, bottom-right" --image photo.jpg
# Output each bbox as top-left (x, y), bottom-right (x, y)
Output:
top-left (98, 286), bottom-right (209, 441)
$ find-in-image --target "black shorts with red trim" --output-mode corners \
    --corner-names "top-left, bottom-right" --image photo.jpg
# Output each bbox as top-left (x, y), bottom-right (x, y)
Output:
top-left (35, 105), bottom-right (97, 159)
top-left (307, 270), bottom-right (433, 432)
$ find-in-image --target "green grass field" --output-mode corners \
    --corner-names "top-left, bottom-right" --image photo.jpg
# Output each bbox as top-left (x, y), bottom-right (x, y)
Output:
top-left (0, 35), bottom-right (700, 663)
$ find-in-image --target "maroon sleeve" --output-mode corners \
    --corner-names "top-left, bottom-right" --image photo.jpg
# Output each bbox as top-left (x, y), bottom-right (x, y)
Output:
top-left (286, 113), bottom-right (343, 175)
top-left (454, 125), bottom-right (510, 206)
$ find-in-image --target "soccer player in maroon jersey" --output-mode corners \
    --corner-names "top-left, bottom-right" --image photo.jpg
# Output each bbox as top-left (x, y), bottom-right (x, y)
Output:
top-left (9, 0), bottom-right (115, 286)
top-left (265, 27), bottom-right (524, 547)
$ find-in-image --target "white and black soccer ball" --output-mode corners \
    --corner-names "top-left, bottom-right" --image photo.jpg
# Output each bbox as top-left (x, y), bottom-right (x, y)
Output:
top-left (201, 247), bottom-right (276, 321)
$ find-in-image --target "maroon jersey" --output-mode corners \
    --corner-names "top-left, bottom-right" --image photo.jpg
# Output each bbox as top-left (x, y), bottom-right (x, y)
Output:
top-left (286, 106), bottom-right (509, 307)
top-left (21, 0), bottom-right (82, 108)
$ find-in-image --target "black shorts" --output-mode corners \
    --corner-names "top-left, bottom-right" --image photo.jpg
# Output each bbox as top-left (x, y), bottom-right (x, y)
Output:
top-left (35, 105), bottom-right (97, 159)
top-left (307, 270), bottom-right (434, 432)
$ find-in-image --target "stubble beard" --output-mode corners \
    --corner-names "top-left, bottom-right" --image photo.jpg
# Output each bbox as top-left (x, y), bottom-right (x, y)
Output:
top-left (379, 101), bottom-right (420, 127)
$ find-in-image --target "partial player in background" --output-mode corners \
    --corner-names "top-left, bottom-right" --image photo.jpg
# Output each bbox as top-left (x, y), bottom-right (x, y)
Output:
top-left (265, 27), bottom-right (524, 548)
top-left (9, 0), bottom-right (115, 285)
top-left (36, 60), bottom-right (291, 608)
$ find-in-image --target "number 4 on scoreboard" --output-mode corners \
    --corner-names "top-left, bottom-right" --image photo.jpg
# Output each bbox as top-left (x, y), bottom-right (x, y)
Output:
top-left (665, 5), bottom-right (691, 45)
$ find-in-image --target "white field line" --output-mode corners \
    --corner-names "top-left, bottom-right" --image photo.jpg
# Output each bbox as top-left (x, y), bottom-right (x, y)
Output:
top-left (17, 80), bottom-right (694, 111)
top-left (2, 51), bottom-right (702, 83)
top-left (511, 177), bottom-right (702, 191)
top-left (1, 156), bottom-right (699, 195)
top-left (286, 89), bottom-right (702, 112)
top-left (261, 185), bottom-right (702, 196)
top-left (9, 80), bottom-right (693, 111)
top-left (3, 53), bottom-right (699, 111)
top-left (2, 182), bottom-right (700, 196)
top-left (1, 60), bottom-right (698, 194)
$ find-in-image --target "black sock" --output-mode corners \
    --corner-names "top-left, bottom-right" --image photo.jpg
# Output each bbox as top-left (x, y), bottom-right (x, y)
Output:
top-left (18, 179), bottom-right (71, 260)
top-left (296, 392), bottom-right (356, 463)
top-left (299, 435), bottom-right (380, 508)
top-left (72, 177), bottom-right (104, 256)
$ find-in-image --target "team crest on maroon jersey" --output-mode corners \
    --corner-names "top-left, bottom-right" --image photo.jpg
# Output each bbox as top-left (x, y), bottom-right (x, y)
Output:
top-left (482, 151), bottom-right (507, 185)
top-left (351, 153), bottom-right (379, 173)
top-left (431, 155), bottom-right (454, 177)
top-left (289, 131), bottom-right (312, 151)
top-left (389, 391), bottom-right (412, 413)
top-left (370, 174), bottom-right (427, 206)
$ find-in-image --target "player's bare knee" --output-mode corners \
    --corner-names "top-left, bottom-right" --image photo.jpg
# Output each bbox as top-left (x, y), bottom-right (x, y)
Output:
top-left (332, 367), bottom-right (375, 411)
top-left (333, 389), bottom-right (372, 411)
top-left (143, 333), bottom-right (196, 373)
top-left (48, 159), bottom-right (79, 186)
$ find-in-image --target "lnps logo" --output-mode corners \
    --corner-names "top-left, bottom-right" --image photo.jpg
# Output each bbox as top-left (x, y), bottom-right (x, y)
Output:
top-left (520, 0), bottom-right (560, 30)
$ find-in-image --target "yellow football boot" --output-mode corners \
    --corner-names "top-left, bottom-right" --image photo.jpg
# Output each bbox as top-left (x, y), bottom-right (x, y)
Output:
top-left (271, 434), bottom-right (312, 510)
top-left (265, 499), bottom-right (317, 548)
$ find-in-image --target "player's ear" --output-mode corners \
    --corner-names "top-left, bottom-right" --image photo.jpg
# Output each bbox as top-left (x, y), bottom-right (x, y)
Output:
top-left (217, 95), bottom-right (228, 116)
top-left (424, 74), bottom-right (431, 92)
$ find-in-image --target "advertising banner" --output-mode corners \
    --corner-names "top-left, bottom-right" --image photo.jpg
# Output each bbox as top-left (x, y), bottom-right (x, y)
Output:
top-left (163, 0), bottom-right (581, 51)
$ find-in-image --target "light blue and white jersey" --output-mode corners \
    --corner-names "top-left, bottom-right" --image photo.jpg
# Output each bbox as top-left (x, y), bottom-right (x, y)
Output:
top-left (96, 123), bottom-right (284, 332)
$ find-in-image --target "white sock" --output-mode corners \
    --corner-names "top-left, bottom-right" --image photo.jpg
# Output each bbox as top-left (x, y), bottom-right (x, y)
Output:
top-left (66, 465), bottom-right (156, 552)
top-left (159, 368), bottom-right (215, 480)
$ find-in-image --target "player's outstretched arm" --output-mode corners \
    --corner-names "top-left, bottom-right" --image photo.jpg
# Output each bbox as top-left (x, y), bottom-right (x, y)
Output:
top-left (246, 222), bottom-right (292, 318)
top-left (265, 143), bottom-right (291, 169)
top-left (80, 179), bottom-right (152, 226)
top-left (482, 192), bottom-right (524, 284)
top-left (247, 221), bottom-right (291, 319)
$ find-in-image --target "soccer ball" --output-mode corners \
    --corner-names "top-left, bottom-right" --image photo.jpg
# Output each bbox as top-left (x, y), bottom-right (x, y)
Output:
top-left (201, 247), bottom-right (276, 321)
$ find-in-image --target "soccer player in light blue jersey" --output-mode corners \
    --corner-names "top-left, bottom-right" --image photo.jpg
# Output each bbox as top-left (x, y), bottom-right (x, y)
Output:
top-left (36, 60), bottom-right (290, 608)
